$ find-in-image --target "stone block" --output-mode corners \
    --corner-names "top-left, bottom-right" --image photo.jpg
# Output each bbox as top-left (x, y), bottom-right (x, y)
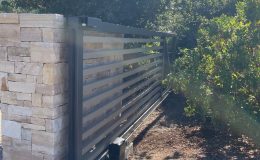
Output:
top-left (0, 24), bottom-right (20, 41)
top-left (16, 93), bottom-right (32, 101)
top-left (8, 105), bottom-right (32, 116)
top-left (23, 101), bottom-right (33, 107)
top-left (32, 105), bottom-right (67, 119)
top-left (0, 103), bottom-right (8, 112)
top-left (9, 81), bottom-right (36, 93)
top-left (0, 13), bottom-right (19, 24)
top-left (32, 93), bottom-right (42, 107)
top-left (32, 151), bottom-right (44, 160)
top-left (7, 46), bottom-right (30, 57)
top-left (13, 139), bottom-right (32, 151)
top-left (20, 14), bottom-right (65, 28)
top-left (0, 47), bottom-right (7, 60)
top-left (36, 83), bottom-right (66, 96)
top-left (32, 130), bottom-right (66, 156)
top-left (8, 73), bottom-right (27, 82)
top-left (22, 123), bottom-right (45, 131)
top-left (42, 28), bottom-right (65, 43)
top-left (21, 27), bottom-right (42, 42)
top-left (2, 136), bottom-right (13, 146)
top-left (1, 91), bottom-right (17, 105)
top-left (8, 56), bottom-right (31, 62)
top-left (0, 61), bottom-right (15, 73)
top-left (31, 117), bottom-right (45, 126)
top-left (26, 75), bottom-right (37, 83)
top-left (36, 75), bottom-right (43, 84)
top-left (3, 148), bottom-right (40, 160)
top-left (32, 131), bottom-right (55, 155)
top-left (21, 128), bottom-right (32, 141)
top-left (15, 62), bottom-right (43, 75)
top-left (42, 94), bottom-right (67, 108)
top-left (43, 63), bottom-right (67, 85)
top-left (2, 120), bottom-right (21, 139)
top-left (31, 42), bottom-right (66, 63)
top-left (8, 114), bottom-right (31, 123)
top-left (45, 115), bottom-right (68, 133)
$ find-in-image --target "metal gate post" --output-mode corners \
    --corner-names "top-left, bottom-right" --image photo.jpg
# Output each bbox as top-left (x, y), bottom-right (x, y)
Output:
top-left (162, 37), bottom-right (169, 79)
top-left (67, 17), bottom-right (84, 160)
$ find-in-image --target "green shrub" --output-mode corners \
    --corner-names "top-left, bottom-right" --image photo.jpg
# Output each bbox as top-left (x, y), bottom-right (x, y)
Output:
top-left (166, 0), bottom-right (260, 144)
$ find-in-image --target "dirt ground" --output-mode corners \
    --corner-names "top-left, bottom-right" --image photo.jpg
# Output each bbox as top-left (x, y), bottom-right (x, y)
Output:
top-left (129, 94), bottom-right (260, 160)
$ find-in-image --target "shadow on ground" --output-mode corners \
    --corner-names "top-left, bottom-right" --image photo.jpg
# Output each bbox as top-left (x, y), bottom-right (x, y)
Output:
top-left (131, 93), bottom-right (260, 160)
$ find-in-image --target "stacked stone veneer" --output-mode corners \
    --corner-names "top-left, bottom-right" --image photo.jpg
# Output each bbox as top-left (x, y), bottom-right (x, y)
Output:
top-left (0, 13), bottom-right (68, 160)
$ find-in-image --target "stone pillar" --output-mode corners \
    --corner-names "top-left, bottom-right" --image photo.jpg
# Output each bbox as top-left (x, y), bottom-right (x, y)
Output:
top-left (0, 13), bottom-right (68, 160)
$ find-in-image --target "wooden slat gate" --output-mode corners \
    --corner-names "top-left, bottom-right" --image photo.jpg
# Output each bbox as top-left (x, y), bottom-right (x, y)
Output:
top-left (68, 17), bottom-right (174, 160)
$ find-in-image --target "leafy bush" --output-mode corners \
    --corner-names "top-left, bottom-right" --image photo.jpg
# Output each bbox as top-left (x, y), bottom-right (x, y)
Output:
top-left (165, 0), bottom-right (260, 144)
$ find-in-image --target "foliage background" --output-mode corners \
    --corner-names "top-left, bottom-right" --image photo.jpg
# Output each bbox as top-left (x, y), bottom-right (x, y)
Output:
top-left (164, 0), bottom-right (260, 145)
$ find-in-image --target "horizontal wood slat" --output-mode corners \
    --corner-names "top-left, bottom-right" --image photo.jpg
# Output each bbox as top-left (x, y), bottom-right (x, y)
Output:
top-left (83, 46), bottom-right (162, 59)
top-left (84, 59), bottom-right (162, 93)
top-left (84, 36), bottom-right (162, 44)
top-left (82, 79), bottom-right (160, 125)
top-left (81, 86), bottom-right (161, 155)
top-left (83, 53), bottom-right (162, 75)
top-left (83, 67), bottom-right (162, 108)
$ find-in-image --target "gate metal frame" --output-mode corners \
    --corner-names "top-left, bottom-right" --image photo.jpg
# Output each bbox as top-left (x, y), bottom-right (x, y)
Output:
top-left (67, 17), bottom-right (174, 160)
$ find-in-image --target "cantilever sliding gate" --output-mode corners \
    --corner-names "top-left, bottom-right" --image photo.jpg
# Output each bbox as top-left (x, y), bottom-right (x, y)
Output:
top-left (68, 17), bottom-right (174, 160)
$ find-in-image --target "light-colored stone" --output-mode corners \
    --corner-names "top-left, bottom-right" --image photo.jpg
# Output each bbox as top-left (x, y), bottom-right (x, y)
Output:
top-left (20, 14), bottom-right (65, 28)
top-left (0, 61), bottom-right (15, 73)
top-left (15, 62), bottom-right (43, 75)
top-left (3, 148), bottom-right (40, 160)
top-left (31, 42), bottom-right (66, 63)
top-left (8, 105), bottom-right (32, 116)
top-left (36, 83), bottom-right (66, 96)
top-left (0, 47), bottom-right (7, 60)
top-left (16, 93), bottom-right (32, 101)
top-left (32, 105), bottom-right (67, 119)
top-left (8, 73), bottom-right (27, 82)
top-left (0, 24), bottom-right (20, 41)
top-left (8, 73), bottom-right (36, 83)
top-left (0, 103), bottom-right (8, 112)
top-left (13, 139), bottom-right (32, 151)
top-left (32, 130), bottom-right (66, 155)
top-left (2, 120), bottom-right (21, 139)
top-left (7, 46), bottom-right (30, 57)
top-left (22, 123), bottom-right (45, 131)
top-left (8, 56), bottom-right (31, 62)
top-left (0, 13), bottom-right (19, 24)
top-left (21, 27), bottom-right (42, 42)
top-left (32, 93), bottom-right (42, 107)
top-left (0, 13), bottom-right (69, 160)
top-left (2, 136), bottom-right (13, 146)
top-left (1, 91), bottom-right (17, 105)
top-left (26, 75), bottom-right (37, 83)
top-left (21, 129), bottom-right (32, 141)
top-left (36, 75), bottom-right (43, 84)
top-left (32, 151), bottom-right (44, 160)
top-left (8, 114), bottom-right (31, 123)
top-left (43, 63), bottom-right (67, 85)
top-left (31, 117), bottom-right (45, 126)
top-left (42, 28), bottom-right (65, 43)
top-left (42, 94), bottom-right (67, 108)
top-left (45, 115), bottom-right (68, 132)
top-left (23, 101), bottom-right (33, 107)
top-left (8, 81), bottom-right (36, 93)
